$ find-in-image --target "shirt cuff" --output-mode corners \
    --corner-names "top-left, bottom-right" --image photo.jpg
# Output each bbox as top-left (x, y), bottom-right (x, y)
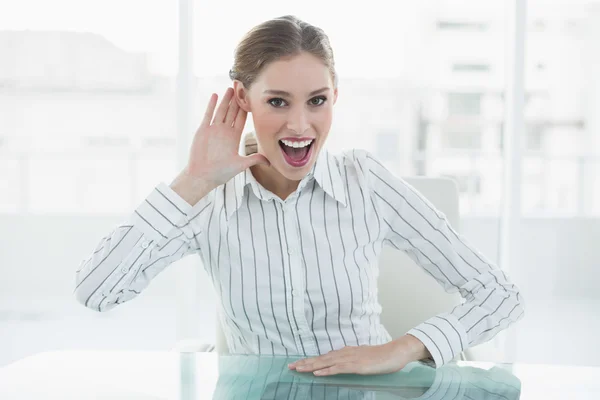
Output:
top-left (407, 314), bottom-right (468, 368)
top-left (132, 182), bottom-right (194, 243)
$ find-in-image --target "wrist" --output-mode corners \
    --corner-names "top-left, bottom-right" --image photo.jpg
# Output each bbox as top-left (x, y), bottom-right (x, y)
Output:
top-left (170, 169), bottom-right (216, 206)
top-left (389, 334), bottom-right (432, 363)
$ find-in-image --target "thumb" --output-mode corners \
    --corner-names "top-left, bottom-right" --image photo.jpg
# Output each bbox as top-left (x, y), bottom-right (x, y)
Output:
top-left (242, 153), bottom-right (270, 169)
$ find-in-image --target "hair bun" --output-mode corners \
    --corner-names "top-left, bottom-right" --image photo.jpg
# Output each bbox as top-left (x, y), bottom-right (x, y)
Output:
top-left (243, 131), bottom-right (258, 155)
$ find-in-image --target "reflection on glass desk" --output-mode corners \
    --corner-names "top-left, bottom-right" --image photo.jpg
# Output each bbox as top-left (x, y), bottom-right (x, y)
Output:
top-left (0, 350), bottom-right (599, 399)
top-left (213, 356), bottom-right (519, 400)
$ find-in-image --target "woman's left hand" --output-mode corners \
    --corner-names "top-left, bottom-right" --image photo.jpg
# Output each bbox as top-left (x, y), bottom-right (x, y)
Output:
top-left (288, 335), bottom-right (430, 376)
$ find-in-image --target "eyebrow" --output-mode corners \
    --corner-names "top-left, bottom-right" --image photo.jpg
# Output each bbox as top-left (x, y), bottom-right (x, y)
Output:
top-left (262, 87), bottom-right (330, 97)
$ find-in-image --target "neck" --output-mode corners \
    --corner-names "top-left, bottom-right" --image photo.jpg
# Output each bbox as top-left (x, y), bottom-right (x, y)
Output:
top-left (250, 164), bottom-right (300, 201)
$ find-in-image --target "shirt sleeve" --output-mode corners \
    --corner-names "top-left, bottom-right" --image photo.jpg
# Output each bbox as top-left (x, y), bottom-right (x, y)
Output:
top-left (360, 150), bottom-right (525, 368)
top-left (74, 182), bottom-right (214, 312)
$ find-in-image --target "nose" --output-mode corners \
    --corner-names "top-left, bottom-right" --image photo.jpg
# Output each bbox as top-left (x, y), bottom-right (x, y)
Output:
top-left (286, 106), bottom-right (310, 134)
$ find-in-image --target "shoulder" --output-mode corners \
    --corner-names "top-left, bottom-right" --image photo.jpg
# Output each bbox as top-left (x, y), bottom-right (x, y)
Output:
top-left (328, 148), bottom-right (390, 186)
top-left (326, 147), bottom-right (376, 171)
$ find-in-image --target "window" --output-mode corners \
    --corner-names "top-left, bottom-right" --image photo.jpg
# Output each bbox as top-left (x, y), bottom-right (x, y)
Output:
top-left (0, 0), bottom-right (181, 369)
top-left (1, 33), bottom-right (177, 214)
top-left (0, 157), bottom-right (20, 213)
top-left (445, 173), bottom-right (481, 194)
top-left (83, 136), bottom-right (131, 148)
top-left (452, 63), bottom-right (491, 73)
top-left (448, 93), bottom-right (482, 116)
top-left (442, 124), bottom-right (482, 149)
top-left (375, 132), bottom-right (400, 163)
top-left (437, 21), bottom-right (489, 31)
top-left (524, 4), bottom-right (597, 216)
top-left (531, 19), bottom-right (546, 32)
top-left (526, 123), bottom-right (544, 151)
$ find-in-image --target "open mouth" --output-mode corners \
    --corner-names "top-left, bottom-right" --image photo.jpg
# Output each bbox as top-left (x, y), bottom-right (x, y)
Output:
top-left (279, 139), bottom-right (315, 168)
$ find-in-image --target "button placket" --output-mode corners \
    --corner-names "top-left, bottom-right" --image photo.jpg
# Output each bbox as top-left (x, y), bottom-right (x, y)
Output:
top-left (282, 200), bottom-right (311, 346)
top-left (276, 202), bottom-right (298, 349)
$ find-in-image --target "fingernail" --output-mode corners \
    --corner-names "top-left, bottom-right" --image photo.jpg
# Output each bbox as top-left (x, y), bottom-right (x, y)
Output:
top-left (314, 370), bottom-right (323, 375)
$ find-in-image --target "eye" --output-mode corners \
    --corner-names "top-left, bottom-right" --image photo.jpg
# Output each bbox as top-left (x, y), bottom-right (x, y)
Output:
top-left (309, 96), bottom-right (327, 106)
top-left (268, 98), bottom-right (287, 108)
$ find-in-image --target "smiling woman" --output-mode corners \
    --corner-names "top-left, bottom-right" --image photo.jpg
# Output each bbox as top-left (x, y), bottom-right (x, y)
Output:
top-left (228, 16), bottom-right (339, 195)
top-left (74, 14), bottom-right (524, 377)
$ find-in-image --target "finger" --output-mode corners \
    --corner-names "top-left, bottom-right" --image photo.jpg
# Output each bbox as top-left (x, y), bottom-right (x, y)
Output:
top-left (288, 357), bottom-right (315, 370)
top-left (313, 353), bottom-right (356, 372)
top-left (293, 350), bottom-right (339, 369)
top-left (288, 356), bottom-right (315, 369)
top-left (296, 356), bottom-right (342, 372)
top-left (288, 358), bottom-right (304, 369)
top-left (313, 362), bottom-right (355, 376)
top-left (200, 93), bottom-right (218, 128)
top-left (292, 354), bottom-right (325, 369)
top-left (241, 153), bottom-right (270, 170)
top-left (233, 106), bottom-right (248, 133)
top-left (212, 87), bottom-right (234, 124)
top-left (224, 97), bottom-right (240, 126)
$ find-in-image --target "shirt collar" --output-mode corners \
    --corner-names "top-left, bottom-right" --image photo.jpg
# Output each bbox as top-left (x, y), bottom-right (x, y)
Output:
top-left (224, 141), bottom-right (347, 221)
top-left (312, 148), bottom-right (348, 207)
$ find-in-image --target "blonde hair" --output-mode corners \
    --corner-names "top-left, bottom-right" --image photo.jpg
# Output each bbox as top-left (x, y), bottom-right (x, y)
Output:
top-left (242, 131), bottom-right (258, 155)
top-left (230, 15), bottom-right (337, 155)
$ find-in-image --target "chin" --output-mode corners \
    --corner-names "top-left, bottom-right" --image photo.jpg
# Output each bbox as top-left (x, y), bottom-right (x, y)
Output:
top-left (275, 162), bottom-right (313, 181)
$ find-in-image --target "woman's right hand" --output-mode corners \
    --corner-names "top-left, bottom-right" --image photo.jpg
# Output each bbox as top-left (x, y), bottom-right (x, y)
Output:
top-left (170, 87), bottom-right (270, 205)
top-left (187, 87), bottom-right (270, 185)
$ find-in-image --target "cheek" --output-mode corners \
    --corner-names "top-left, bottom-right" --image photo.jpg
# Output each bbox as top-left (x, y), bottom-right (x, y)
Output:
top-left (252, 108), bottom-right (284, 132)
top-left (315, 108), bottom-right (333, 131)
top-left (252, 111), bottom-right (280, 150)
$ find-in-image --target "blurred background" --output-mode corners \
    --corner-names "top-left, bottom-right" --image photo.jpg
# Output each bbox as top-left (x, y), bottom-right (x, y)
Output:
top-left (1, 0), bottom-right (599, 369)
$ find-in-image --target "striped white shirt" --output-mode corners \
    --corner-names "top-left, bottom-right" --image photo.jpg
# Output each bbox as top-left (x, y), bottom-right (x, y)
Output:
top-left (74, 148), bottom-right (524, 367)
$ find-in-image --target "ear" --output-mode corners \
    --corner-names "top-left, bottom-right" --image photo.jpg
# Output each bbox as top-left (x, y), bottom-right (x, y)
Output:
top-left (333, 87), bottom-right (338, 105)
top-left (233, 80), bottom-right (251, 112)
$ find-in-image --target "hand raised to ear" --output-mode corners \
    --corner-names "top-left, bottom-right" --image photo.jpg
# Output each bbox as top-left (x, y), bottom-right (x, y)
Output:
top-left (170, 88), bottom-right (270, 205)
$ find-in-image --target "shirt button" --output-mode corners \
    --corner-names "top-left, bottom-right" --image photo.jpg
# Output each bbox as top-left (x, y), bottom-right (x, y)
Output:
top-left (288, 248), bottom-right (294, 255)
top-left (141, 241), bottom-right (150, 249)
top-left (121, 267), bottom-right (129, 273)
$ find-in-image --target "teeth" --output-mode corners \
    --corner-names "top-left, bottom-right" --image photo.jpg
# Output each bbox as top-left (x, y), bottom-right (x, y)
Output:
top-left (281, 139), bottom-right (313, 148)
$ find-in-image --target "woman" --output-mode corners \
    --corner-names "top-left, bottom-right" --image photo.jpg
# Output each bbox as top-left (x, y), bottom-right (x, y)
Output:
top-left (74, 15), bottom-right (524, 376)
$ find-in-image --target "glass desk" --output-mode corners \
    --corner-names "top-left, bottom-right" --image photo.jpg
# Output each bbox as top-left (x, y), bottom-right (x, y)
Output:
top-left (0, 350), bottom-right (598, 399)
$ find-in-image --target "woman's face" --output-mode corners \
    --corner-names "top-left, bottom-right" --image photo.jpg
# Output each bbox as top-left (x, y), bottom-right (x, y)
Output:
top-left (234, 52), bottom-right (338, 182)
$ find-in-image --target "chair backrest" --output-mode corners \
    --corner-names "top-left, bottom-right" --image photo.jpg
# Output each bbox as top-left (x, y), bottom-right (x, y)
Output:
top-left (215, 177), bottom-right (462, 355)
top-left (377, 177), bottom-right (462, 341)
